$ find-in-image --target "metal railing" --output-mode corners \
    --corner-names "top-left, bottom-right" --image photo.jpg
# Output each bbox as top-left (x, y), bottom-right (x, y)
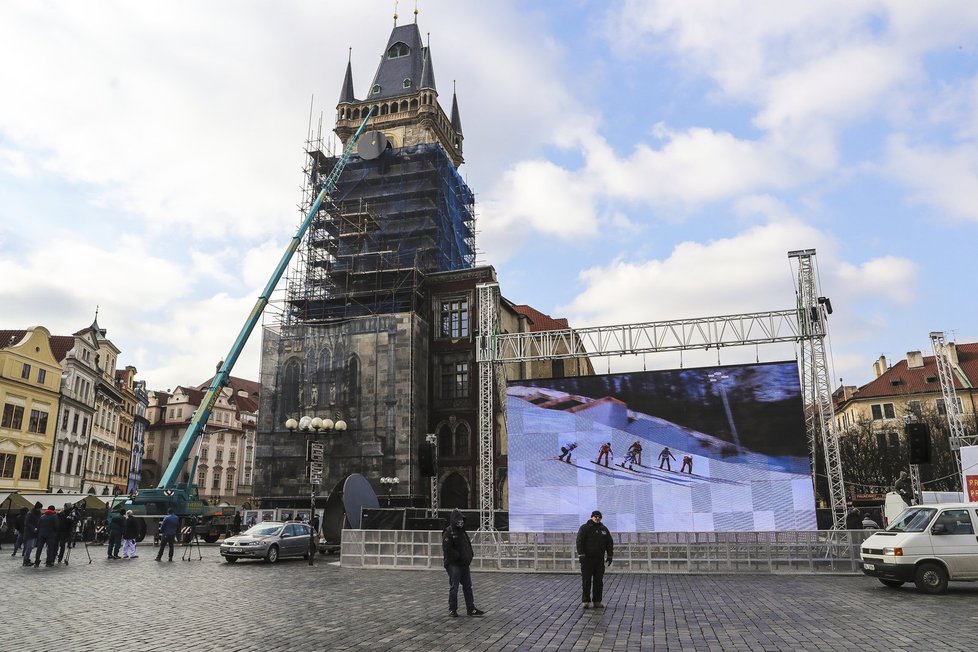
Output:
top-left (340, 529), bottom-right (876, 574)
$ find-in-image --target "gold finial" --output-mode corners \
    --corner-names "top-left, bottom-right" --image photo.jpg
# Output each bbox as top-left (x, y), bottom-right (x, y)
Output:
top-left (393, 0), bottom-right (398, 25)
top-left (414, 0), bottom-right (419, 22)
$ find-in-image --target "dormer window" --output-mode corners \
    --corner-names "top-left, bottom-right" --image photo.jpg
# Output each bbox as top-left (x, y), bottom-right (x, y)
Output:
top-left (388, 42), bottom-right (410, 59)
top-left (372, 84), bottom-right (381, 95)
top-left (403, 78), bottom-right (412, 89)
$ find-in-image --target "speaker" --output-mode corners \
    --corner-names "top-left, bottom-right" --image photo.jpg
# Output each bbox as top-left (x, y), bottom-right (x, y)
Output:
top-left (419, 441), bottom-right (436, 476)
top-left (906, 422), bottom-right (931, 464)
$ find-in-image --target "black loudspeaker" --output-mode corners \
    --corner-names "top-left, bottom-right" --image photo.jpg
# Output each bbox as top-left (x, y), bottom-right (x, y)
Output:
top-left (419, 441), bottom-right (436, 476)
top-left (906, 422), bottom-right (931, 464)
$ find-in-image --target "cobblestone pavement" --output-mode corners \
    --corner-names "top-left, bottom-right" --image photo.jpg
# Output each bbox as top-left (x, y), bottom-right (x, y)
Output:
top-left (3, 543), bottom-right (976, 651)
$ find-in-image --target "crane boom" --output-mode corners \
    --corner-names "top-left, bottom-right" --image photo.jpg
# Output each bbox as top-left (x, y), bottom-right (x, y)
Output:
top-left (122, 108), bottom-right (375, 516)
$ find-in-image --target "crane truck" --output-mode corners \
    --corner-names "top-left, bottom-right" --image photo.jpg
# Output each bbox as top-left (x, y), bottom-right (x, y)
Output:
top-left (108, 108), bottom-right (376, 523)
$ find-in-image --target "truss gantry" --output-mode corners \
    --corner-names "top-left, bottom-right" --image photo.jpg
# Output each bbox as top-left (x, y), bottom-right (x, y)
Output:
top-left (930, 331), bottom-right (976, 474)
top-left (476, 249), bottom-right (845, 532)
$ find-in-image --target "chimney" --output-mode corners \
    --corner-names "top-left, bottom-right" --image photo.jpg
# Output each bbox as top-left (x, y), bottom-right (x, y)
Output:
top-left (907, 351), bottom-right (924, 369)
top-left (873, 355), bottom-right (888, 378)
top-left (947, 342), bottom-right (959, 366)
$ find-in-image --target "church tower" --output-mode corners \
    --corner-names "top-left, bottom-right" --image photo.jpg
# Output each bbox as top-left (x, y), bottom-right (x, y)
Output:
top-left (255, 15), bottom-right (478, 505)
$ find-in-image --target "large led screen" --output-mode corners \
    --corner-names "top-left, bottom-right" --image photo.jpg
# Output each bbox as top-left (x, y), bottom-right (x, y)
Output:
top-left (507, 361), bottom-right (817, 532)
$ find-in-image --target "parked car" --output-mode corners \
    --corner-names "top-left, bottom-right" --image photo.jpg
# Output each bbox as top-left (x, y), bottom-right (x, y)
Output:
top-left (860, 502), bottom-right (978, 594)
top-left (220, 521), bottom-right (314, 563)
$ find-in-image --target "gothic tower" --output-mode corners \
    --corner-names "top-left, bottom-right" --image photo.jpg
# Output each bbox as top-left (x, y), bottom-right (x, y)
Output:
top-left (255, 17), bottom-right (477, 506)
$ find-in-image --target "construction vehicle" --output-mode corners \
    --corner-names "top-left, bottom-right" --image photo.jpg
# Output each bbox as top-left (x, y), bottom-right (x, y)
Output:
top-left (109, 108), bottom-right (376, 522)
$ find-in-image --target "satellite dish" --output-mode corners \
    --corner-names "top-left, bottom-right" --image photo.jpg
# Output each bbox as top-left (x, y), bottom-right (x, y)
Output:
top-left (357, 131), bottom-right (389, 160)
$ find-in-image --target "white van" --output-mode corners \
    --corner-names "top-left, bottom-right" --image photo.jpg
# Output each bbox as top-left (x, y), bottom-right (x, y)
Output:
top-left (860, 502), bottom-right (978, 594)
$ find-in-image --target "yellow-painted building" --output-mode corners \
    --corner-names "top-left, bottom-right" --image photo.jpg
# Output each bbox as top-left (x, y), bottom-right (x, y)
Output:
top-left (0, 327), bottom-right (63, 491)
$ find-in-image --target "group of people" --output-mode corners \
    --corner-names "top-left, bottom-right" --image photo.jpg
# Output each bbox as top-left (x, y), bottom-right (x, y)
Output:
top-left (8, 502), bottom-right (78, 567)
top-left (846, 503), bottom-right (880, 530)
top-left (440, 508), bottom-right (615, 616)
top-left (558, 440), bottom-right (695, 474)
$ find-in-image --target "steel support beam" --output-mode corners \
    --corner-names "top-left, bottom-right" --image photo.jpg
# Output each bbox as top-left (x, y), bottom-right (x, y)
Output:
top-left (476, 282), bottom-right (500, 532)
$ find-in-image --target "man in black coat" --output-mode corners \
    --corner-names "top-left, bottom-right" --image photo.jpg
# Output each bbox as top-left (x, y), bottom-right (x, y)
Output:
top-left (106, 507), bottom-right (125, 559)
top-left (34, 505), bottom-right (60, 567)
top-left (22, 502), bottom-right (42, 566)
top-left (576, 510), bottom-right (614, 609)
top-left (441, 509), bottom-right (485, 618)
top-left (56, 503), bottom-right (77, 564)
top-left (11, 506), bottom-right (28, 557)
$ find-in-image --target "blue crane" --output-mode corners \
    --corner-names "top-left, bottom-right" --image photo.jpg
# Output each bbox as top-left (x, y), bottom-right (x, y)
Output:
top-left (116, 108), bottom-right (376, 518)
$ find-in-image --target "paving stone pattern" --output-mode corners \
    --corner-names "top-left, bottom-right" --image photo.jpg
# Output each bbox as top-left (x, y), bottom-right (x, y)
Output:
top-left (3, 544), bottom-right (975, 651)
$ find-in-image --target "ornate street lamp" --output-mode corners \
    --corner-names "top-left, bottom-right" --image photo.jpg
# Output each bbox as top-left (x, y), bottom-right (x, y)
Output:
top-left (379, 476), bottom-right (400, 507)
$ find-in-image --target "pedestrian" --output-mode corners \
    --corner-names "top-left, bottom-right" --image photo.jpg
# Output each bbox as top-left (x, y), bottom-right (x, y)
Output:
top-left (628, 441), bottom-right (643, 466)
top-left (845, 503), bottom-right (862, 530)
top-left (106, 507), bottom-right (125, 559)
top-left (595, 442), bottom-right (612, 467)
top-left (558, 442), bottom-right (578, 463)
top-left (862, 514), bottom-right (880, 529)
top-left (441, 509), bottom-right (485, 618)
top-left (11, 506), bottom-right (28, 557)
top-left (156, 508), bottom-right (180, 562)
top-left (309, 512), bottom-right (319, 535)
top-left (232, 511), bottom-right (242, 535)
top-left (56, 503), bottom-right (76, 564)
top-left (576, 510), bottom-right (614, 609)
top-left (680, 454), bottom-right (693, 474)
top-left (34, 505), bottom-right (60, 567)
top-left (21, 502), bottom-right (41, 567)
top-left (121, 510), bottom-right (139, 558)
top-left (894, 471), bottom-right (914, 506)
top-left (658, 446), bottom-right (676, 471)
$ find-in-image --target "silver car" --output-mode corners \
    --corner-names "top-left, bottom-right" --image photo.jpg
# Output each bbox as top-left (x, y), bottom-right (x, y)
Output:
top-left (220, 521), bottom-right (314, 563)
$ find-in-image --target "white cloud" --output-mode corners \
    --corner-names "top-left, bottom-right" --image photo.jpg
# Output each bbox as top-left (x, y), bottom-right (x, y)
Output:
top-left (884, 135), bottom-right (978, 221)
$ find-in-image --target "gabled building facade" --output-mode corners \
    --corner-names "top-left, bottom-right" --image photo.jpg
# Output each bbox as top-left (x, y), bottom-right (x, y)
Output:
top-left (48, 328), bottom-right (100, 493)
top-left (0, 327), bottom-right (63, 492)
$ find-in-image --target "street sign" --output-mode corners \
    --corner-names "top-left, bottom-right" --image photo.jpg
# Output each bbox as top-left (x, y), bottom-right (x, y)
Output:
top-left (306, 441), bottom-right (325, 462)
top-left (307, 461), bottom-right (324, 484)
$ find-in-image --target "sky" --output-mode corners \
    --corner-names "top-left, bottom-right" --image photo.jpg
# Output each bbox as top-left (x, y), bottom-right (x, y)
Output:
top-left (2, 0), bottom-right (978, 394)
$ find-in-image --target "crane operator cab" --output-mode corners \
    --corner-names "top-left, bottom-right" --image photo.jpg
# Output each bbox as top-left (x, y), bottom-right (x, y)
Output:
top-left (859, 502), bottom-right (978, 594)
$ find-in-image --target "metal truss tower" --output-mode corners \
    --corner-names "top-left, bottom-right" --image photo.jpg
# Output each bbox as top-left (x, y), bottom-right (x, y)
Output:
top-left (476, 249), bottom-right (847, 532)
top-left (789, 249), bottom-right (846, 531)
top-left (930, 331), bottom-right (976, 474)
top-left (476, 282), bottom-right (500, 532)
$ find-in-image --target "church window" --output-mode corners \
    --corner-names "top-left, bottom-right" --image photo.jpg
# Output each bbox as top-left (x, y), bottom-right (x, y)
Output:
top-left (403, 78), bottom-right (411, 89)
top-left (372, 84), bottom-right (381, 95)
top-left (388, 42), bottom-right (410, 59)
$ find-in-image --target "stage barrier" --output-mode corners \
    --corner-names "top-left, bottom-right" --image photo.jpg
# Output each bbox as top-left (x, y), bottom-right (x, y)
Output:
top-left (340, 529), bottom-right (875, 574)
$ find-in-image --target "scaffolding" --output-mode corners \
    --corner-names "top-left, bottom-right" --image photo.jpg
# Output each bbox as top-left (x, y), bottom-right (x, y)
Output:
top-left (283, 141), bottom-right (476, 325)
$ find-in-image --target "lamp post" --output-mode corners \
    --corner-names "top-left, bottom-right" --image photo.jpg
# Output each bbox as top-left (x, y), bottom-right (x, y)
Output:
top-left (380, 476), bottom-right (400, 507)
top-left (286, 414), bottom-right (347, 566)
top-left (425, 433), bottom-right (439, 514)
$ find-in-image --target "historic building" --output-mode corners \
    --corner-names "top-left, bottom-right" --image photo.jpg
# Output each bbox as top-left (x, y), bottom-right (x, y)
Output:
top-left (254, 17), bottom-right (592, 511)
top-left (83, 319), bottom-right (126, 496)
top-left (128, 378), bottom-right (149, 493)
top-left (48, 327), bottom-right (100, 493)
top-left (143, 371), bottom-right (259, 505)
top-left (0, 328), bottom-right (62, 492)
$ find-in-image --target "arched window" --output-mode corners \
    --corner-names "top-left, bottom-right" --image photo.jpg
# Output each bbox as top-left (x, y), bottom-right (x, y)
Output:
top-left (282, 359), bottom-right (301, 414)
top-left (387, 42), bottom-right (410, 59)
top-left (372, 84), bottom-right (381, 95)
top-left (317, 349), bottom-right (331, 407)
top-left (352, 108), bottom-right (360, 120)
top-left (410, 99), bottom-right (418, 110)
top-left (438, 423), bottom-right (453, 456)
top-left (389, 102), bottom-right (398, 114)
top-left (343, 356), bottom-right (359, 405)
top-left (454, 422), bottom-right (470, 457)
top-left (402, 79), bottom-right (411, 89)
top-left (441, 473), bottom-right (468, 509)
top-left (380, 104), bottom-right (388, 115)
top-left (399, 100), bottom-right (408, 112)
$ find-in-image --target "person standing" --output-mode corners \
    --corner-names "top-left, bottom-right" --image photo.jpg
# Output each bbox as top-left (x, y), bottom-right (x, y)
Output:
top-left (576, 510), bottom-right (614, 609)
top-left (441, 509), bottom-right (485, 618)
top-left (894, 471), bottom-right (914, 506)
top-left (156, 508), bottom-right (180, 562)
top-left (11, 506), bottom-right (28, 557)
top-left (106, 507), bottom-right (125, 559)
top-left (680, 454), bottom-right (693, 474)
top-left (595, 442), bottom-right (612, 467)
top-left (658, 447), bottom-right (677, 471)
top-left (21, 502), bottom-right (42, 567)
top-left (121, 510), bottom-right (139, 559)
top-left (232, 511), bottom-right (242, 535)
top-left (34, 505), bottom-right (60, 567)
top-left (845, 503), bottom-right (862, 530)
top-left (56, 504), bottom-right (76, 564)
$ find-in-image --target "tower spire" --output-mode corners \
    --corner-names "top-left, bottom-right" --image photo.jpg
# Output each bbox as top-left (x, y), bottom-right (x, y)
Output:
top-left (339, 48), bottom-right (356, 104)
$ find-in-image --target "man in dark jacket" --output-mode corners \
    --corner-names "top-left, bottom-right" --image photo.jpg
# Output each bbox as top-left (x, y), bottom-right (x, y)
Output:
top-left (106, 507), bottom-right (125, 559)
top-left (156, 508), bottom-right (180, 562)
top-left (11, 506), bottom-right (28, 557)
top-left (34, 505), bottom-right (60, 567)
top-left (576, 510), bottom-right (614, 609)
top-left (56, 504), bottom-right (77, 564)
top-left (22, 502), bottom-right (42, 566)
top-left (441, 509), bottom-right (485, 617)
